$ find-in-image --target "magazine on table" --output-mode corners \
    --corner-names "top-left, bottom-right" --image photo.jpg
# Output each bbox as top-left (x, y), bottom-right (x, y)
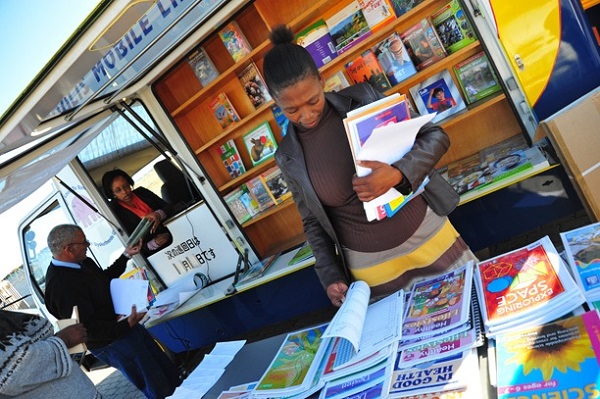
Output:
top-left (560, 221), bottom-right (600, 302)
top-left (474, 235), bottom-right (585, 337)
top-left (322, 280), bottom-right (404, 370)
top-left (319, 355), bottom-right (394, 399)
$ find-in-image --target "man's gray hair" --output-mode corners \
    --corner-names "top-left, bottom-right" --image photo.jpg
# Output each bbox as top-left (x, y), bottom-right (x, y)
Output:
top-left (47, 224), bottom-right (83, 255)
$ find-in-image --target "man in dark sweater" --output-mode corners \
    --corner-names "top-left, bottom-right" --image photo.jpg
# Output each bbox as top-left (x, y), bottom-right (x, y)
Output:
top-left (44, 224), bottom-right (180, 399)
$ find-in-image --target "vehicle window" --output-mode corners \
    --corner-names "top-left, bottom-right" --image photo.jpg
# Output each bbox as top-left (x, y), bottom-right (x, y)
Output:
top-left (22, 200), bottom-right (70, 298)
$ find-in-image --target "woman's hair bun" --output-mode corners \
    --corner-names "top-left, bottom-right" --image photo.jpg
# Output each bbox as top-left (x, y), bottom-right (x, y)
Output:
top-left (269, 25), bottom-right (295, 46)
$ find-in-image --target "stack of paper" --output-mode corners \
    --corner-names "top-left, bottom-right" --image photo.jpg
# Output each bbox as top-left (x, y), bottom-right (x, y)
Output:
top-left (343, 93), bottom-right (436, 221)
top-left (560, 221), bottom-right (600, 309)
top-left (474, 235), bottom-right (585, 337)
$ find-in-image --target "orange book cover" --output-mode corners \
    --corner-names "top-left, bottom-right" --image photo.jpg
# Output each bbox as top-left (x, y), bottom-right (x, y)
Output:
top-left (345, 49), bottom-right (392, 92)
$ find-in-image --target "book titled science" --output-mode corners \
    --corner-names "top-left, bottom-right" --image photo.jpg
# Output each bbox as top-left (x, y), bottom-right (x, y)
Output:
top-left (400, 18), bottom-right (447, 71)
top-left (218, 20), bottom-right (252, 62)
top-left (453, 51), bottom-right (502, 104)
top-left (295, 19), bottom-right (338, 68)
top-left (430, 0), bottom-right (477, 54)
top-left (372, 31), bottom-right (417, 86)
top-left (409, 69), bottom-right (466, 123)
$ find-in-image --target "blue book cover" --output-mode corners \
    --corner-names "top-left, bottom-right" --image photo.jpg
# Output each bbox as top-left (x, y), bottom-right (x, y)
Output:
top-left (372, 32), bottom-right (417, 86)
top-left (495, 311), bottom-right (600, 399)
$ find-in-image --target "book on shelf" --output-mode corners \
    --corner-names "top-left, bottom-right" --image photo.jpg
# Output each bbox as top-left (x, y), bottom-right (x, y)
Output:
top-left (400, 18), bottom-right (447, 71)
top-left (387, 348), bottom-right (479, 398)
top-left (242, 121), bottom-right (278, 166)
top-left (216, 139), bottom-right (246, 179)
top-left (288, 242), bottom-right (314, 266)
top-left (324, 70), bottom-right (352, 93)
top-left (495, 311), bottom-right (600, 399)
top-left (251, 323), bottom-right (329, 398)
top-left (270, 104), bottom-right (289, 134)
top-left (371, 31), bottom-right (418, 86)
top-left (237, 62), bottom-right (272, 110)
top-left (208, 92), bottom-right (241, 130)
top-left (235, 253), bottom-right (280, 286)
top-left (218, 20), bottom-right (252, 62)
top-left (259, 165), bottom-right (292, 204)
top-left (244, 175), bottom-right (277, 212)
top-left (322, 280), bottom-right (404, 370)
top-left (325, 1), bottom-right (373, 55)
top-left (402, 261), bottom-right (474, 341)
top-left (560, 221), bottom-right (600, 303)
top-left (389, 0), bottom-right (425, 18)
top-left (430, 0), bottom-right (477, 54)
top-left (295, 19), bottom-right (338, 68)
top-left (238, 183), bottom-right (260, 217)
top-left (357, 0), bottom-right (396, 32)
top-left (224, 186), bottom-right (253, 224)
top-left (473, 235), bottom-right (585, 337)
top-left (186, 45), bottom-right (219, 87)
top-left (409, 68), bottom-right (466, 123)
top-left (446, 153), bottom-right (493, 196)
top-left (345, 49), bottom-right (393, 92)
top-left (453, 51), bottom-right (503, 104)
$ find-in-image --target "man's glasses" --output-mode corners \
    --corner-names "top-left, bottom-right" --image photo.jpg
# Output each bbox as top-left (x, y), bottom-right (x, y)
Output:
top-left (66, 240), bottom-right (90, 248)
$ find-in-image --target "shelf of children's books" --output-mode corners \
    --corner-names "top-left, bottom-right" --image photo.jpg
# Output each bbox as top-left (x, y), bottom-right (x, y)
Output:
top-left (317, 0), bottom-right (449, 79)
top-left (384, 41), bottom-right (482, 97)
top-left (218, 158), bottom-right (277, 193)
top-left (241, 197), bottom-right (298, 228)
top-left (195, 100), bottom-right (275, 154)
top-left (440, 92), bottom-right (506, 129)
top-left (172, 40), bottom-right (271, 118)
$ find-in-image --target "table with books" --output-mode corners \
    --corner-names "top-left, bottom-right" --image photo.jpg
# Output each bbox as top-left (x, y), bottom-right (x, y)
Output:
top-left (167, 221), bottom-right (600, 399)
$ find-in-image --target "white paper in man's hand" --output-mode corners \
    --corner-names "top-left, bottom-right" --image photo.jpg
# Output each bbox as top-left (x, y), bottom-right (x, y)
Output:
top-left (110, 279), bottom-right (149, 316)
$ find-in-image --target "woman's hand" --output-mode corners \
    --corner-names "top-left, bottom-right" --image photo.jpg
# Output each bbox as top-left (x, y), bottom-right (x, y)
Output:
top-left (352, 160), bottom-right (403, 202)
top-left (153, 233), bottom-right (171, 247)
top-left (145, 211), bottom-right (163, 233)
top-left (327, 282), bottom-right (349, 307)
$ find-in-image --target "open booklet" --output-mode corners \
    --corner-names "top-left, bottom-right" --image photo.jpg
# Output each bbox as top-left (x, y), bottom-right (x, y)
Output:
top-left (322, 280), bottom-right (404, 369)
top-left (343, 93), bottom-right (436, 221)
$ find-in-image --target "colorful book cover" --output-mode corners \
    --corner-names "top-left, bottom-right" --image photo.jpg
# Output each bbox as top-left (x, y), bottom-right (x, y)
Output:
top-left (242, 121), bottom-right (277, 166)
top-left (245, 175), bottom-right (276, 212)
top-left (238, 62), bottom-right (272, 110)
top-left (495, 311), bottom-right (600, 399)
top-left (357, 0), bottom-right (396, 32)
top-left (218, 20), bottom-right (252, 62)
top-left (351, 94), bottom-right (410, 147)
top-left (446, 153), bottom-right (493, 196)
top-left (224, 186), bottom-right (253, 224)
top-left (389, 0), bottom-right (425, 18)
top-left (238, 183), bottom-right (260, 217)
top-left (560, 221), bottom-right (600, 299)
top-left (402, 262), bottom-right (473, 339)
top-left (475, 237), bottom-right (569, 327)
top-left (409, 69), bottom-right (466, 123)
top-left (325, 1), bottom-right (373, 55)
top-left (295, 19), bottom-right (338, 68)
top-left (430, 0), bottom-right (477, 54)
top-left (486, 148), bottom-right (533, 184)
top-left (236, 253), bottom-right (280, 286)
top-left (254, 324), bottom-right (328, 395)
top-left (400, 18), bottom-right (447, 71)
top-left (288, 242), bottom-right (314, 266)
top-left (209, 92), bottom-right (241, 130)
top-left (372, 31), bottom-right (418, 86)
top-left (187, 46), bottom-right (219, 87)
top-left (260, 166), bottom-right (291, 204)
top-left (345, 49), bottom-right (392, 93)
top-left (453, 51), bottom-right (502, 104)
top-left (324, 70), bottom-right (351, 93)
top-left (216, 139), bottom-right (246, 179)
top-left (270, 104), bottom-right (289, 135)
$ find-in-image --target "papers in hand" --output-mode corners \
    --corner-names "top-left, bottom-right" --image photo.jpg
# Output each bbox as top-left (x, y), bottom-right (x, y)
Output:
top-left (110, 278), bottom-right (149, 316)
top-left (126, 217), bottom-right (152, 246)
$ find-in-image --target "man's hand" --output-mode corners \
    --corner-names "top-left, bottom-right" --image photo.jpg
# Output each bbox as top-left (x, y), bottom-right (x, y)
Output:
top-left (125, 239), bottom-right (142, 257)
top-left (352, 161), bottom-right (403, 202)
top-left (327, 282), bottom-right (349, 307)
top-left (55, 323), bottom-right (87, 349)
top-left (127, 305), bottom-right (145, 327)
